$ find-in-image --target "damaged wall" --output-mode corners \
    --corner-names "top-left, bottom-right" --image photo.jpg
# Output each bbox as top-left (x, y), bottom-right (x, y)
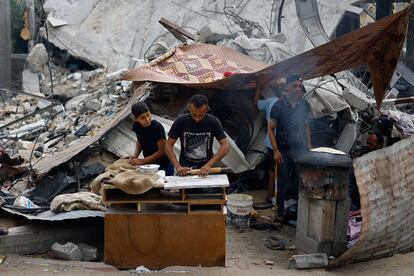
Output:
top-left (43, 0), bottom-right (357, 71)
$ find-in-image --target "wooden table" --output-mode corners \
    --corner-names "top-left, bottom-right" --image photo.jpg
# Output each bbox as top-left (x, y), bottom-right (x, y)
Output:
top-left (103, 174), bottom-right (229, 269)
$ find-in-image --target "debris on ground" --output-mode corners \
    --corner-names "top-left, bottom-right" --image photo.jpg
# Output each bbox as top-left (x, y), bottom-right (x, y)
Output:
top-left (76, 243), bottom-right (98, 261)
top-left (135, 265), bottom-right (152, 273)
top-left (51, 242), bottom-right (83, 261)
top-left (0, 255), bottom-right (6, 265)
top-left (347, 210), bottom-right (362, 248)
top-left (265, 236), bottom-right (287, 251)
top-left (264, 259), bottom-right (274, 265)
top-left (289, 253), bottom-right (329, 269)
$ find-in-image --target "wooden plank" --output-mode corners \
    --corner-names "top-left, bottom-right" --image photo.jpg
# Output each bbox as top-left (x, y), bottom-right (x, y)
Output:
top-left (159, 17), bottom-right (196, 42)
top-left (164, 174), bottom-right (229, 189)
top-left (104, 189), bottom-right (224, 204)
top-left (105, 210), bottom-right (225, 269)
top-left (105, 198), bottom-right (224, 205)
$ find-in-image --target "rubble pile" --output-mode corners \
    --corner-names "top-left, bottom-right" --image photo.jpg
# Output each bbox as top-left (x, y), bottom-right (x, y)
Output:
top-left (0, 50), bottom-right (133, 165)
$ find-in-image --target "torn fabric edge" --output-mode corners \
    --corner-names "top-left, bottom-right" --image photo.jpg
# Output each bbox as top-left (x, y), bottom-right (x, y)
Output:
top-left (124, 6), bottom-right (411, 109)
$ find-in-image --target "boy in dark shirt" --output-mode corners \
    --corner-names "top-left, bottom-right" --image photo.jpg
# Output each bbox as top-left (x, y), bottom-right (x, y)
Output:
top-left (128, 102), bottom-right (174, 175)
top-left (165, 94), bottom-right (230, 177)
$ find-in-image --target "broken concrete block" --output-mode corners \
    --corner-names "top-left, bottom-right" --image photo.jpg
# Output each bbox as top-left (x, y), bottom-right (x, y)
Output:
top-left (4, 105), bottom-right (18, 113)
top-left (65, 94), bottom-right (90, 110)
top-left (76, 243), bottom-right (97, 261)
top-left (120, 80), bottom-right (132, 92)
top-left (37, 100), bottom-right (49, 109)
top-left (21, 101), bottom-right (36, 113)
top-left (17, 140), bottom-right (34, 151)
top-left (51, 242), bottom-right (82, 261)
top-left (22, 69), bottom-right (40, 94)
top-left (8, 120), bottom-right (46, 137)
top-left (47, 16), bottom-right (68, 27)
top-left (289, 253), bottom-right (328, 269)
top-left (84, 99), bottom-right (101, 111)
top-left (114, 85), bottom-right (122, 94)
top-left (73, 72), bottom-right (82, 80)
top-left (10, 179), bottom-right (30, 195)
top-left (71, 80), bottom-right (81, 88)
top-left (27, 44), bottom-right (49, 73)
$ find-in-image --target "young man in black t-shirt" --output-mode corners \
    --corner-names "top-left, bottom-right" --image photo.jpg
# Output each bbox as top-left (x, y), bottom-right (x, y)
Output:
top-left (128, 102), bottom-right (174, 175)
top-left (165, 94), bottom-right (230, 177)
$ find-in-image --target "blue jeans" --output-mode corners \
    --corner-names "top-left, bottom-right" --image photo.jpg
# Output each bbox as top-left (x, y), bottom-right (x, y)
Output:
top-left (276, 150), bottom-right (304, 216)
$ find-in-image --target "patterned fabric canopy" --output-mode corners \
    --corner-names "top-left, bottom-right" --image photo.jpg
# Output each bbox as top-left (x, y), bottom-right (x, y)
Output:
top-left (125, 6), bottom-right (411, 108)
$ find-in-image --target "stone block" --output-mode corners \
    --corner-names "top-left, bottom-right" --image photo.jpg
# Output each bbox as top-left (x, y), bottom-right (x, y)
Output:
top-left (22, 69), bottom-right (40, 94)
top-left (27, 44), bottom-right (48, 73)
top-left (289, 253), bottom-right (328, 269)
top-left (51, 242), bottom-right (82, 261)
top-left (76, 243), bottom-right (98, 261)
top-left (84, 99), bottom-right (101, 111)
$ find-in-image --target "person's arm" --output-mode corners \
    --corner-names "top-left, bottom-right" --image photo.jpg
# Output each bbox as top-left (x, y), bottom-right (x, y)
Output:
top-left (165, 137), bottom-right (190, 176)
top-left (133, 142), bottom-right (142, 158)
top-left (199, 137), bottom-right (230, 176)
top-left (268, 119), bottom-right (282, 165)
top-left (128, 141), bottom-right (141, 163)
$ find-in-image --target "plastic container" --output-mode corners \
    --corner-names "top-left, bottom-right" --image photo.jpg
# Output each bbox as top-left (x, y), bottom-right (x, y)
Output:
top-left (226, 193), bottom-right (253, 229)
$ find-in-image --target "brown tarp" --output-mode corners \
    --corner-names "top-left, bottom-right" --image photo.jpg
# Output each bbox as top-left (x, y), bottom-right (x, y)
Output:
top-left (125, 6), bottom-right (411, 108)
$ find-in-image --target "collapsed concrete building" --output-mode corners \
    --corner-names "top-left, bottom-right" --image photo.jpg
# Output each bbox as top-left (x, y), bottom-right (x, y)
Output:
top-left (1, 0), bottom-right (414, 267)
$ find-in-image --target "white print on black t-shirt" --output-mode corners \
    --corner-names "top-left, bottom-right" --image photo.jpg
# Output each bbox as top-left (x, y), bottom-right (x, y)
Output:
top-left (183, 131), bottom-right (211, 161)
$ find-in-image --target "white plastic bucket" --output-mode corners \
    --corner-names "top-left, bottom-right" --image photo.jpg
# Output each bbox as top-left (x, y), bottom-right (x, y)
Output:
top-left (226, 193), bottom-right (253, 228)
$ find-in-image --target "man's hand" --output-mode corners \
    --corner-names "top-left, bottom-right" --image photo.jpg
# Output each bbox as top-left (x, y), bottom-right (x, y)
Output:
top-left (176, 166), bottom-right (191, 176)
top-left (129, 158), bottom-right (144, 165)
top-left (273, 150), bottom-right (283, 165)
top-left (199, 164), bottom-right (211, 177)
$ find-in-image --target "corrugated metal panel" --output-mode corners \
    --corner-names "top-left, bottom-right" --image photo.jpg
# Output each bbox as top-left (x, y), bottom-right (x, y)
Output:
top-left (1, 207), bottom-right (104, 221)
top-left (335, 135), bottom-right (414, 264)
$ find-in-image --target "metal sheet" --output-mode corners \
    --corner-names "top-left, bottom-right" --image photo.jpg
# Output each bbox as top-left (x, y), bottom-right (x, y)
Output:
top-left (1, 207), bottom-right (104, 221)
top-left (335, 135), bottom-right (414, 264)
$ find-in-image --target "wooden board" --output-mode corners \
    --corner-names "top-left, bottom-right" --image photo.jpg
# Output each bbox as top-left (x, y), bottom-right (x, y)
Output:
top-left (104, 208), bottom-right (226, 269)
top-left (164, 174), bottom-right (229, 189)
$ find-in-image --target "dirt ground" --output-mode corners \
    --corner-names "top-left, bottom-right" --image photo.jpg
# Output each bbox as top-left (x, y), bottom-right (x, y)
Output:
top-left (2, 190), bottom-right (414, 275)
top-left (2, 240), bottom-right (414, 276)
